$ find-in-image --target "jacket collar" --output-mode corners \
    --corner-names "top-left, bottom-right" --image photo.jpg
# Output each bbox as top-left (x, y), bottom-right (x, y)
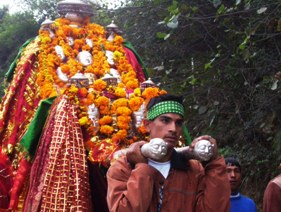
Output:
top-left (170, 149), bottom-right (189, 171)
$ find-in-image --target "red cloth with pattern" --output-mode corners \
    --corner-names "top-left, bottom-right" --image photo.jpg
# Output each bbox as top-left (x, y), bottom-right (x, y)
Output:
top-left (23, 96), bottom-right (92, 211)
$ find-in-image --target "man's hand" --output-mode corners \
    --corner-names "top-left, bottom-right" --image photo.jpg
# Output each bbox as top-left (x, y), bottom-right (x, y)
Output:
top-left (126, 141), bottom-right (148, 165)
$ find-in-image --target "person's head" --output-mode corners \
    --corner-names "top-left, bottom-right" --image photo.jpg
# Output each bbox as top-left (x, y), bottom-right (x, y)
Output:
top-left (225, 156), bottom-right (242, 194)
top-left (144, 94), bottom-right (185, 149)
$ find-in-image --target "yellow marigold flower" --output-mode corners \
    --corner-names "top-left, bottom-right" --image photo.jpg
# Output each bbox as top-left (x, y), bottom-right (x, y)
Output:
top-left (134, 88), bottom-right (141, 97)
top-left (41, 36), bottom-right (52, 44)
top-left (114, 87), bottom-right (126, 98)
top-left (113, 50), bottom-right (123, 60)
top-left (79, 116), bottom-right (89, 126)
top-left (69, 84), bottom-right (78, 93)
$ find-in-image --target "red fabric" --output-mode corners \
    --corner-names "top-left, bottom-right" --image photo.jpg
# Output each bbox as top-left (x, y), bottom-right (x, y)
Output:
top-left (8, 158), bottom-right (31, 210)
top-left (124, 47), bottom-right (146, 82)
top-left (0, 151), bottom-right (13, 209)
top-left (0, 53), bottom-right (40, 147)
top-left (23, 96), bottom-right (92, 212)
top-left (23, 98), bottom-right (59, 212)
top-left (9, 54), bottom-right (39, 146)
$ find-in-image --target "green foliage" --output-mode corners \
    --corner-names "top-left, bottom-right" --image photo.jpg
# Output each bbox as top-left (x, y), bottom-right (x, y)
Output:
top-left (0, 6), bottom-right (9, 20)
top-left (0, 12), bottom-right (39, 70)
top-left (14, 0), bottom-right (59, 21)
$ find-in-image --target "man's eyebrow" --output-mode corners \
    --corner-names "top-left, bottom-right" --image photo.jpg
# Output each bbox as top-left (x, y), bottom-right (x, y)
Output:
top-left (159, 115), bottom-right (184, 121)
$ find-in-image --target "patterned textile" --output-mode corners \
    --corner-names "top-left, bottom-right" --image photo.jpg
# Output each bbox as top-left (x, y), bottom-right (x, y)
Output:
top-left (147, 101), bottom-right (185, 120)
top-left (23, 96), bottom-right (92, 211)
top-left (0, 37), bottom-right (41, 150)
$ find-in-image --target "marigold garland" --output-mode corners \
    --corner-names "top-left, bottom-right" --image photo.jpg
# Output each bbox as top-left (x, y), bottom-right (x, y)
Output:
top-left (36, 17), bottom-right (167, 164)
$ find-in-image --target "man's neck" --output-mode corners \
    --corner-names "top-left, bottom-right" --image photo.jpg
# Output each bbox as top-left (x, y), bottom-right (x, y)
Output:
top-left (230, 191), bottom-right (240, 198)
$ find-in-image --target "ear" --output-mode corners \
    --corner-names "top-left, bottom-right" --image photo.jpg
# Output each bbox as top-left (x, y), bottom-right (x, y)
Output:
top-left (143, 119), bottom-right (151, 133)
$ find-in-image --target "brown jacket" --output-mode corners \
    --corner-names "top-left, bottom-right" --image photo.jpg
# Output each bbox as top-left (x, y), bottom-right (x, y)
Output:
top-left (107, 151), bottom-right (230, 212)
top-left (263, 174), bottom-right (281, 212)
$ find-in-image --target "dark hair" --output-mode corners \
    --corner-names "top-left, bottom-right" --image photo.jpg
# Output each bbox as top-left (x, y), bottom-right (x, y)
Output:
top-left (225, 156), bottom-right (241, 171)
top-left (146, 94), bottom-right (184, 110)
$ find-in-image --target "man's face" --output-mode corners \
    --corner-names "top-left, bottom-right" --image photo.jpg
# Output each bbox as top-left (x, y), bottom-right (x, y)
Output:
top-left (226, 165), bottom-right (242, 193)
top-left (145, 113), bottom-right (184, 148)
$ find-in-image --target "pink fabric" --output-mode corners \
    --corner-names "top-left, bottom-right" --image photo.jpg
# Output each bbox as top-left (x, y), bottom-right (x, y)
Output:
top-left (124, 47), bottom-right (146, 82)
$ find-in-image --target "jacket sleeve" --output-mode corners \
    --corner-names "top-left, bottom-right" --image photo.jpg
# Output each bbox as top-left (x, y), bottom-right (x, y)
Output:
top-left (106, 158), bottom-right (160, 212)
top-left (194, 156), bottom-right (231, 212)
top-left (263, 175), bottom-right (281, 212)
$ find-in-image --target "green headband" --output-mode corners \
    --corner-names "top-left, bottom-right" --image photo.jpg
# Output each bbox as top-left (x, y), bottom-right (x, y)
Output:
top-left (147, 101), bottom-right (185, 120)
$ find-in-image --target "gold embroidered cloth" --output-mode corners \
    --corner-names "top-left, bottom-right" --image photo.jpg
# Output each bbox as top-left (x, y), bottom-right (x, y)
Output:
top-left (23, 96), bottom-right (92, 211)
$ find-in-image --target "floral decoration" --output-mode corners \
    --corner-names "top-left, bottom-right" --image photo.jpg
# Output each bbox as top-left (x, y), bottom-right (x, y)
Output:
top-left (37, 17), bottom-right (167, 165)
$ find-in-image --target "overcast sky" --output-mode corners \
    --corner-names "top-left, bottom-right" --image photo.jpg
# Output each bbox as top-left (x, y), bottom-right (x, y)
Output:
top-left (0, 0), bottom-right (20, 13)
top-left (0, 0), bottom-right (125, 13)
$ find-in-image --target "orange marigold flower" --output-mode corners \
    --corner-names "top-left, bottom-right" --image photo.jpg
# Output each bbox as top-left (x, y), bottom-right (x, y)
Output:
top-left (112, 129), bottom-right (127, 142)
top-left (128, 97), bottom-right (144, 111)
top-left (111, 98), bottom-right (128, 113)
top-left (99, 115), bottom-right (113, 125)
top-left (87, 93), bottom-right (96, 105)
top-left (142, 87), bottom-right (160, 99)
top-left (77, 87), bottom-right (88, 98)
top-left (116, 106), bottom-right (132, 116)
top-left (95, 96), bottom-right (109, 107)
top-left (99, 105), bottom-right (109, 115)
top-left (138, 125), bottom-right (147, 135)
top-left (100, 125), bottom-right (114, 136)
top-left (126, 79), bottom-right (139, 90)
top-left (93, 79), bottom-right (107, 91)
top-left (159, 89), bottom-right (168, 95)
top-left (117, 115), bottom-right (131, 130)
top-left (113, 35), bottom-right (124, 45)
